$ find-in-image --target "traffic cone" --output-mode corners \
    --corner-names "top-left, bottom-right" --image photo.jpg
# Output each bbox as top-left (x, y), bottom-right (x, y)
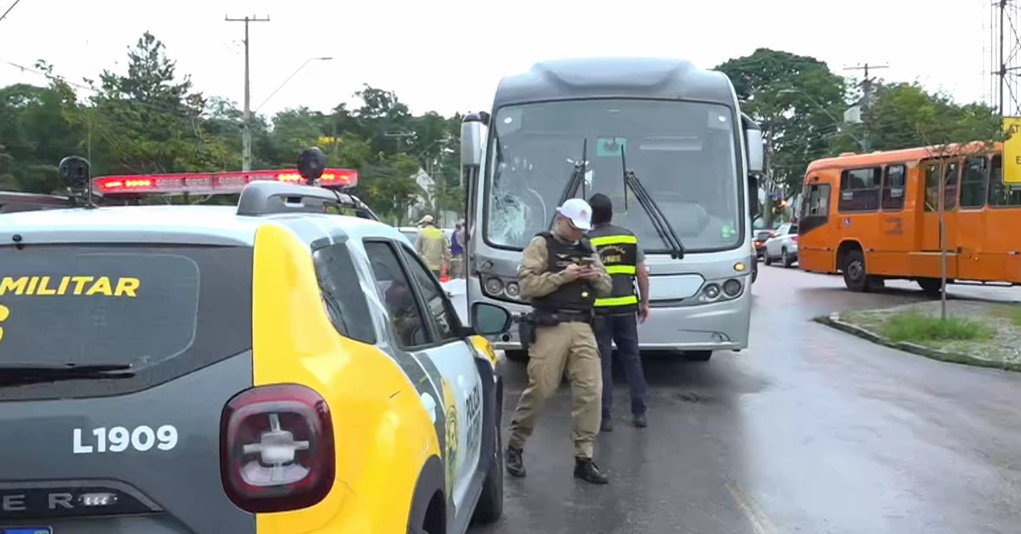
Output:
top-left (439, 266), bottom-right (449, 283)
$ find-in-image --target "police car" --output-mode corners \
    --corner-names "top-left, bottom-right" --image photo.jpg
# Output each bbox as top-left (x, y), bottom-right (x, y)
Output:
top-left (0, 159), bottom-right (512, 534)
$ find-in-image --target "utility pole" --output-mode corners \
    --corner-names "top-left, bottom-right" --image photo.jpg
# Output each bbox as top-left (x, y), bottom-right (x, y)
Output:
top-left (226, 14), bottom-right (270, 171)
top-left (845, 63), bottom-right (888, 152)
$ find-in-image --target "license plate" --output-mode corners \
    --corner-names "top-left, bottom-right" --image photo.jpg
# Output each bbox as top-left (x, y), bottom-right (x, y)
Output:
top-left (1, 529), bottom-right (52, 534)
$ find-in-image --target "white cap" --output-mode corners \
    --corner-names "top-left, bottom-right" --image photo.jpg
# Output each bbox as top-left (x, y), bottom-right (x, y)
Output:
top-left (556, 198), bottom-right (592, 231)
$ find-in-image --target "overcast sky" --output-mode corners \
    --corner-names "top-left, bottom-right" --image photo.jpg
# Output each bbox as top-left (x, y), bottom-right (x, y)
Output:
top-left (0, 0), bottom-right (1005, 118)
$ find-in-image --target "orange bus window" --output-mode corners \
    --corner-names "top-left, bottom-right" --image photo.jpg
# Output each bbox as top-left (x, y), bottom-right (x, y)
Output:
top-left (960, 157), bottom-right (988, 209)
top-left (881, 165), bottom-right (906, 211)
top-left (839, 167), bottom-right (881, 212)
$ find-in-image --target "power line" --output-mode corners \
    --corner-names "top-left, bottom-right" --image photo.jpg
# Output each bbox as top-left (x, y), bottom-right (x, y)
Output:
top-left (225, 14), bottom-right (270, 171)
top-left (0, 0), bottom-right (23, 23)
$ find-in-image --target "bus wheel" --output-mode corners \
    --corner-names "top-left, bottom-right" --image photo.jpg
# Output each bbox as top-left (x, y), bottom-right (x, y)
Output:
top-left (841, 249), bottom-right (869, 292)
top-left (917, 277), bottom-right (943, 296)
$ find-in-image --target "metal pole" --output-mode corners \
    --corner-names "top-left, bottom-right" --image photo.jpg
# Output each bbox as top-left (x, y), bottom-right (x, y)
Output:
top-left (226, 15), bottom-right (270, 171)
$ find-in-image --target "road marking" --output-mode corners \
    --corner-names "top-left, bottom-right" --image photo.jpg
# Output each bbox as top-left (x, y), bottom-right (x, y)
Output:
top-left (725, 482), bottom-right (775, 534)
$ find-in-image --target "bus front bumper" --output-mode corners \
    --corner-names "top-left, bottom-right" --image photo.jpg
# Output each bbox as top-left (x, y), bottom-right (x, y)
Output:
top-left (480, 291), bottom-right (751, 354)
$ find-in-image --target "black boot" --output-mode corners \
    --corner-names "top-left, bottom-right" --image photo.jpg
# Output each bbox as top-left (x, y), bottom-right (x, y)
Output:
top-left (506, 446), bottom-right (526, 478)
top-left (600, 418), bottom-right (613, 432)
top-left (573, 457), bottom-right (609, 484)
top-left (632, 413), bottom-right (647, 428)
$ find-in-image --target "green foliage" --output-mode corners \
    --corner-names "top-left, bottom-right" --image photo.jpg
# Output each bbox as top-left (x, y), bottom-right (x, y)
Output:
top-left (0, 32), bottom-right (462, 223)
top-left (714, 48), bottom-right (1002, 200)
top-left (0, 36), bottom-right (1001, 225)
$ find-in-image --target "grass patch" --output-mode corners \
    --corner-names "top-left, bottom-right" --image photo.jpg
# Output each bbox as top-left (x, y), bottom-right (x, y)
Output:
top-left (991, 304), bottom-right (1021, 327)
top-left (880, 311), bottom-right (995, 343)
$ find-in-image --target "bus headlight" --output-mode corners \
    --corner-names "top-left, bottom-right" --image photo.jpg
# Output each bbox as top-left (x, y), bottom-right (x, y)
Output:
top-left (723, 278), bottom-right (742, 297)
top-left (702, 283), bottom-right (721, 301)
top-left (505, 282), bottom-right (520, 298)
top-left (484, 277), bottom-right (504, 295)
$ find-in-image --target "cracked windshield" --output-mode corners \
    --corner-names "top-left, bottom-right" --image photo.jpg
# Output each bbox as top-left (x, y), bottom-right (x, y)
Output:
top-left (3, 1), bottom-right (1021, 534)
top-left (486, 100), bottom-right (741, 252)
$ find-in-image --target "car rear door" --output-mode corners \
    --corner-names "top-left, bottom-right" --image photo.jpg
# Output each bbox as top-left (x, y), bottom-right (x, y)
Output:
top-left (0, 242), bottom-right (255, 533)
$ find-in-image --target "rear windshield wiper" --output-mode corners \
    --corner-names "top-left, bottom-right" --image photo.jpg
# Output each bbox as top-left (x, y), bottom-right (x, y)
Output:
top-left (0, 362), bottom-right (135, 386)
top-left (620, 144), bottom-right (685, 260)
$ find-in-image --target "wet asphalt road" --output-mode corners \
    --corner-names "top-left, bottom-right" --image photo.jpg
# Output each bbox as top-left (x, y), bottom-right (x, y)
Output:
top-left (468, 265), bottom-right (1021, 534)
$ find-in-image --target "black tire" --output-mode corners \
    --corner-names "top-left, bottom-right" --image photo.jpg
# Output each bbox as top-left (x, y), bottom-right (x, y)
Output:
top-left (764, 254), bottom-right (772, 266)
top-left (471, 404), bottom-right (504, 524)
top-left (917, 277), bottom-right (943, 296)
top-left (781, 248), bottom-right (793, 268)
top-left (505, 349), bottom-right (528, 362)
top-left (685, 350), bottom-right (712, 362)
top-left (841, 249), bottom-right (870, 292)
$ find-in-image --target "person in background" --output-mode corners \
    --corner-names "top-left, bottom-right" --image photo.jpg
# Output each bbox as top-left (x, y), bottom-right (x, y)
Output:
top-left (414, 214), bottom-right (448, 278)
top-left (450, 220), bottom-right (465, 278)
top-left (506, 198), bottom-right (613, 485)
top-left (586, 193), bottom-right (650, 431)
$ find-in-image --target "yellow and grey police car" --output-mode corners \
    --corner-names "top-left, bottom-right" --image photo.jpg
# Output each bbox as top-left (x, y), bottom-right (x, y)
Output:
top-left (0, 166), bottom-right (511, 534)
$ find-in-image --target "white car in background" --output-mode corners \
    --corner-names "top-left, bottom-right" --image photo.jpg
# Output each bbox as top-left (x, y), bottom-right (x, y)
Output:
top-left (763, 222), bottom-right (799, 268)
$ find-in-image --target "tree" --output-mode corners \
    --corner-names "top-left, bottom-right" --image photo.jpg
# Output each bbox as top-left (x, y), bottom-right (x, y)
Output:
top-left (716, 49), bottom-right (849, 225)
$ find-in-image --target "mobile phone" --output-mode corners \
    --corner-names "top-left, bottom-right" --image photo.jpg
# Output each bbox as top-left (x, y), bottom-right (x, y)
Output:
top-left (578, 257), bottom-right (595, 266)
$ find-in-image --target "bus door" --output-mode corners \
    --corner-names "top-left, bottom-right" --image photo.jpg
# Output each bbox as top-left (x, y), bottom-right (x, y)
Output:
top-left (956, 155), bottom-right (1002, 281)
top-left (985, 154), bottom-right (1021, 283)
top-left (917, 159), bottom-right (960, 279)
top-left (875, 163), bottom-right (911, 275)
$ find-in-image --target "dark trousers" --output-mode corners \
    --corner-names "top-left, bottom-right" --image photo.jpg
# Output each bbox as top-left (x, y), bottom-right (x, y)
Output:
top-left (594, 312), bottom-right (647, 419)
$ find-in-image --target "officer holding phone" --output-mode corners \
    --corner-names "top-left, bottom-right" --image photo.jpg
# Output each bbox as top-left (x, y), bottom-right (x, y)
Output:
top-left (506, 198), bottom-right (614, 485)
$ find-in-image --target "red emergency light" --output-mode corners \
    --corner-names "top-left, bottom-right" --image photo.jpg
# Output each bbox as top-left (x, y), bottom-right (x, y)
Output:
top-left (92, 168), bottom-right (358, 196)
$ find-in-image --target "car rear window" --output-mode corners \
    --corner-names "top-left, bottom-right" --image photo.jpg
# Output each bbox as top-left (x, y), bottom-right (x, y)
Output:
top-left (755, 231), bottom-right (772, 240)
top-left (0, 245), bottom-right (252, 399)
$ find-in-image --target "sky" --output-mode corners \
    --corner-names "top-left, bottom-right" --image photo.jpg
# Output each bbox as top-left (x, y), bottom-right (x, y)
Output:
top-left (0, 0), bottom-right (1008, 119)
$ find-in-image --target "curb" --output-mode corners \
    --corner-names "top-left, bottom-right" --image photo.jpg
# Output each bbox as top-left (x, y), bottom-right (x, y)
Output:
top-left (813, 313), bottom-right (1021, 373)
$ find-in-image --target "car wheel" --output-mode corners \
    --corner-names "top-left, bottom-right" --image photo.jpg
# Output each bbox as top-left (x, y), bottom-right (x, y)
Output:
top-left (781, 248), bottom-right (793, 268)
top-left (764, 253), bottom-right (772, 266)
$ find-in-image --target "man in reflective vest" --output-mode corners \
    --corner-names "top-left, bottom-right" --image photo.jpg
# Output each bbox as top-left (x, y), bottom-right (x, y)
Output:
top-left (506, 198), bottom-right (613, 484)
top-left (414, 214), bottom-right (448, 278)
top-left (586, 193), bottom-right (650, 431)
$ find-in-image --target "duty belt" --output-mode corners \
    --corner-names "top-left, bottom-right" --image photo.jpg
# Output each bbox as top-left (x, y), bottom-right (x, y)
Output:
top-left (533, 309), bottom-right (593, 324)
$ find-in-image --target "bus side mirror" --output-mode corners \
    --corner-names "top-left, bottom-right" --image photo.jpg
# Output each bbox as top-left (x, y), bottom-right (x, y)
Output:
top-left (461, 114), bottom-right (486, 168)
top-left (744, 127), bottom-right (764, 175)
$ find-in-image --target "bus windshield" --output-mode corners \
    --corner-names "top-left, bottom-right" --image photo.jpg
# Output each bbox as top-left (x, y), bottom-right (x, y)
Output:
top-left (484, 99), bottom-right (742, 253)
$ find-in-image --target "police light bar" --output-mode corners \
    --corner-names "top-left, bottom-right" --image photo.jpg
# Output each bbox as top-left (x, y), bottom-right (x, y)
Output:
top-left (92, 168), bottom-right (358, 196)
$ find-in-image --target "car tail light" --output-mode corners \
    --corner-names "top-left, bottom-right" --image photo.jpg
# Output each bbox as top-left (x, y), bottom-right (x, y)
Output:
top-left (791, 236), bottom-right (798, 242)
top-left (220, 384), bottom-right (335, 513)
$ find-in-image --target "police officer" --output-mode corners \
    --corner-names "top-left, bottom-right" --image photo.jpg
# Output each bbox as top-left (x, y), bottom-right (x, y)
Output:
top-left (506, 198), bottom-right (613, 485)
top-left (586, 193), bottom-right (649, 431)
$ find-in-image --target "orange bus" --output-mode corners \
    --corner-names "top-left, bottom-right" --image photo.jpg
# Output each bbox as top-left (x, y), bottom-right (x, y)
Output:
top-left (797, 143), bottom-right (1021, 293)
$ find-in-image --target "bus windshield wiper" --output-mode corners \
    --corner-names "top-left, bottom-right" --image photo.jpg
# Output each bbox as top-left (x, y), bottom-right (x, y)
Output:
top-left (620, 145), bottom-right (685, 260)
top-left (0, 362), bottom-right (135, 386)
top-left (548, 139), bottom-right (589, 230)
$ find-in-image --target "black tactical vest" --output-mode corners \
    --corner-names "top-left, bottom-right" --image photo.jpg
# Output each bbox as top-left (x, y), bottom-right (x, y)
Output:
top-left (529, 232), bottom-right (597, 312)
top-left (589, 225), bottom-right (640, 314)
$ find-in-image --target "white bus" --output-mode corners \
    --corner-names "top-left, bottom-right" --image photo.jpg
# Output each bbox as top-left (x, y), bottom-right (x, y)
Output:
top-left (460, 57), bottom-right (764, 361)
